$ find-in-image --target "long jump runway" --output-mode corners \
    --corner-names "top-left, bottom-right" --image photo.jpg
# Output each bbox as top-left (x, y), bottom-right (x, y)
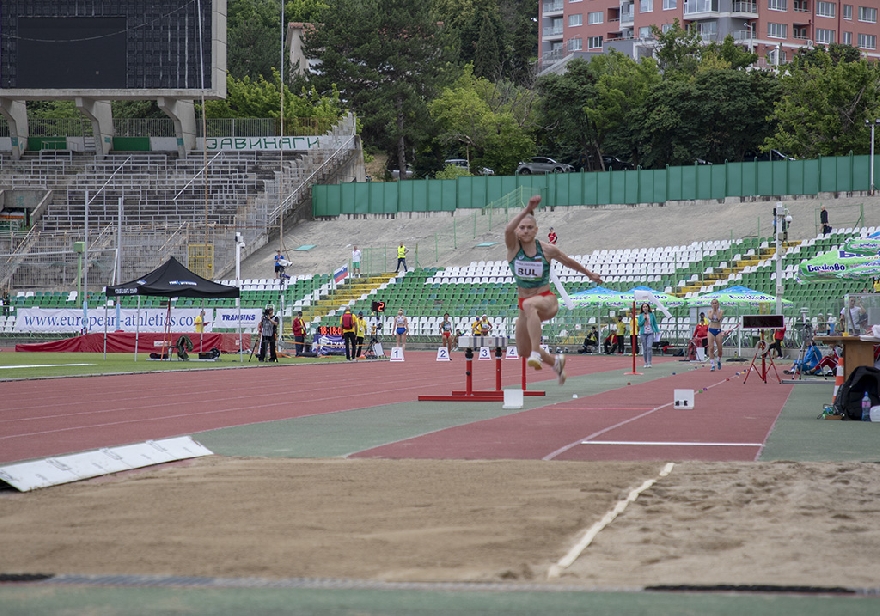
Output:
top-left (0, 353), bottom-right (793, 465)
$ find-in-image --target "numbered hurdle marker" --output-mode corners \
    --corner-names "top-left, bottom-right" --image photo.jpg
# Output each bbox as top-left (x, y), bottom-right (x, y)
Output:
top-left (436, 347), bottom-right (451, 362)
top-left (478, 347), bottom-right (492, 360)
top-left (505, 346), bottom-right (519, 360)
top-left (390, 346), bottom-right (405, 362)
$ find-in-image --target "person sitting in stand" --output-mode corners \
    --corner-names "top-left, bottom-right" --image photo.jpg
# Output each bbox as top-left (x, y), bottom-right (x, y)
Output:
top-left (579, 326), bottom-right (599, 354)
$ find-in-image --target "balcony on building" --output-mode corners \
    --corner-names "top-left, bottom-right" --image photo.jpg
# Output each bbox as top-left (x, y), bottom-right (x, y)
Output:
top-left (683, 0), bottom-right (719, 18)
top-left (543, 0), bottom-right (564, 15)
top-left (620, 4), bottom-right (635, 26)
top-left (731, 0), bottom-right (758, 17)
top-left (543, 25), bottom-right (564, 41)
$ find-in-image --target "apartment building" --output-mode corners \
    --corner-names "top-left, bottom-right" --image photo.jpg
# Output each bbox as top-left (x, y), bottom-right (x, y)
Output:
top-left (538, 0), bottom-right (880, 73)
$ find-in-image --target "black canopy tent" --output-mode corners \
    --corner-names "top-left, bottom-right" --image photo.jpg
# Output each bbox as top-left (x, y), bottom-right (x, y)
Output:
top-left (105, 257), bottom-right (240, 360)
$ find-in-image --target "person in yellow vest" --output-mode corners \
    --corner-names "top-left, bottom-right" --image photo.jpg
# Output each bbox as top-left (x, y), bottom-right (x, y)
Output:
top-left (395, 243), bottom-right (409, 273)
top-left (340, 307), bottom-right (357, 360)
top-left (194, 309), bottom-right (206, 333)
top-left (354, 311), bottom-right (367, 360)
top-left (471, 314), bottom-right (493, 336)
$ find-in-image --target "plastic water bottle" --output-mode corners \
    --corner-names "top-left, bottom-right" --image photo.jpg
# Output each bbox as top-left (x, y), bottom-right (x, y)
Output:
top-left (861, 391), bottom-right (872, 422)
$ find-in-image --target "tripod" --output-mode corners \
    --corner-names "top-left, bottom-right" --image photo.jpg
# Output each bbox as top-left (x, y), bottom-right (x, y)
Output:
top-left (744, 332), bottom-right (782, 384)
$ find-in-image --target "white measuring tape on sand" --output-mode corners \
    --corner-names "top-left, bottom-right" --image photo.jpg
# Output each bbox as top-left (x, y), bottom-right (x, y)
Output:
top-left (547, 462), bottom-right (675, 579)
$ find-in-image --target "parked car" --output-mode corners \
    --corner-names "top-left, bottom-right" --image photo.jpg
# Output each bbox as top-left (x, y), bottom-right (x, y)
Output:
top-left (600, 156), bottom-right (634, 171)
top-left (516, 157), bottom-right (574, 174)
top-left (444, 158), bottom-right (495, 176)
top-left (746, 150), bottom-right (795, 162)
top-left (695, 158), bottom-right (713, 165)
top-left (391, 165), bottom-right (414, 180)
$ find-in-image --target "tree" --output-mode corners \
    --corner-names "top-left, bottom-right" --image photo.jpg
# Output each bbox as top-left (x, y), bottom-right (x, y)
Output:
top-left (651, 19), bottom-right (704, 75)
top-left (768, 54), bottom-right (880, 157)
top-left (227, 0), bottom-right (283, 82)
top-left (428, 65), bottom-right (536, 174)
top-left (302, 0), bottom-right (457, 175)
top-left (791, 42), bottom-right (863, 70)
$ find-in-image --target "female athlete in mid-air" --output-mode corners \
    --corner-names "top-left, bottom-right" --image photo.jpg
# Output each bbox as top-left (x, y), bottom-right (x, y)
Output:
top-left (505, 195), bottom-right (602, 384)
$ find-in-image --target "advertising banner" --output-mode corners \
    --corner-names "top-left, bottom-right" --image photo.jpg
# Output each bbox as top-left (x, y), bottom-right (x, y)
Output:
top-left (16, 308), bottom-right (209, 334)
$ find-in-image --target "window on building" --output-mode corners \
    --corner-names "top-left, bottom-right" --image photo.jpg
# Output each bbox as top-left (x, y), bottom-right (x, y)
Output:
top-left (816, 1), bottom-right (836, 17)
top-left (640, 0), bottom-right (654, 11)
top-left (859, 6), bottom-right (877, 22)
top-left (587, 36), bottom-right (604, 48)
top-left (843, 4), bottom-right (853, 18)
top-left (569, 13), bottom-right (583, 26)
top-left (843, 31), bottom-right (852, 44)
top-left (767, 22), bottom-right (787, 38)
top-left (794, 26), bottom-right (808, 38)
top-left (661, 23), bottom-right (674, 32)
top-left (815, 28), bottom-right (835, 43)
top-left (793, 0), bottom-right (809, 11)
top-left (569, 0), bottom-right (583, 3)
top-left (663, 0), bottom-right (677, 8)
top-left (639, 26), bottom-right (653, 38)
top-left (768, 0), bottom-right (787, 10)
top-left (568, 37), bottom-right (583, 51)
top-left (858, 33), bottom-right (877, 48)
top-left (588, 11), bottom-right (603, 24)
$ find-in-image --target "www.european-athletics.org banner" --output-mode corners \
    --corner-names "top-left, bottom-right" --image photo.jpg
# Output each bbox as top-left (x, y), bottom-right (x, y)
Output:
top-left (14, 308), bottom-right (257, 334)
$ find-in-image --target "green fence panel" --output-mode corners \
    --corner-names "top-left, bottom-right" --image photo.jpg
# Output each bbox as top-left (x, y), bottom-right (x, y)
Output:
top-left (439, 179), bottom-right (458, 211)
top-left (680, 166), bottom-right (698, 200)
top-left (665, 165), bottom-right (681, 201)
top-left (851, 155), bottom-right (870, 192)
top-left (648, 168), bottom-right (666, 202)
top-left (756, 160), bottom-right (775, 196)
top-left (801, 159), bottom-right (820, 194)
top-left (787, 159), bottom-right (806, 195)
top-left (595, 171), bottom-right (614, 205)
top-left (338, 182), bottom-right (360, 215)
top-left (553, 172), bottom-right (578, 206)
top-left (726, 162), bottom-right (744, 197)
top-left (425, 179), bottom-right (446, 212)
top-left (818, 156), bottom-right (838, 193)
top-left (709, 164), bottom-right (727, 199)
top-left (580, 172), bottom-right (599, 205)
top-left (770, 160), bottom-right (789, 195)
top-left (835, 155), bottom-right (853, 191)
top-left (312, 184), bottom-right (340, 216)
top-left (368, 181), bottom-right (394, 214)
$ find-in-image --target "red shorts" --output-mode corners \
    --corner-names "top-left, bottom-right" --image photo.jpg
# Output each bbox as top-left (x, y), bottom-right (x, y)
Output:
top-left (442, 331), bottom-right (452, 339)
top-left (518, 290), bottom-right (555, 311)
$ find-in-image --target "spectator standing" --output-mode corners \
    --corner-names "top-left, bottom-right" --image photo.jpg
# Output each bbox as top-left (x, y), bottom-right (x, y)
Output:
top-left (637, 303), bottom-right (659, 368)
top-left (471, 314), bottom-right (493, 336)
top-left (615, 315), bottom-right (626, 354)
top-left (395, 243), bottom-right (409, 273)
top-left (827, 313), bottom-right (836, 335)
top-left (257, 306), bottom-right (278, 362)
top-left (274, 250), bottom-right (286, 279)
top-left (547, 227), bottom-right (557, 245)
top-left (340, 307), bottom-right (357, 360)
top-left (840, 296), bottom-right (868, 335)
top-left (195, 309), bottom-right (206, 334)
top-left (352, 245), bottom-right (362, 278)
top-left (1, 288), bottom-right (8, 316)
top-left (765, 324), bottom-right (786, 359)
top-left (394, 309), bottom-right (409, 348)
top-left (354, 311), bottom-right (367, 360)
top-left (820, 206), bottom-right (831, 235)
top-left (439, 313), bottom-right (455, 356)
top-left (292, 310), bottom-right (307, 356)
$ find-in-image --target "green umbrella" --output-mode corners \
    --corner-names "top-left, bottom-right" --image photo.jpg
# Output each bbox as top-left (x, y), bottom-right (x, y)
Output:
top-left (568, 285), bottom-right (630, 309)
top-left (691, 285), bottom-right (794, 308)
top-left (797, 250), bottom-right (880, 281)
top-left (842, 232), bottom-right (880, 255)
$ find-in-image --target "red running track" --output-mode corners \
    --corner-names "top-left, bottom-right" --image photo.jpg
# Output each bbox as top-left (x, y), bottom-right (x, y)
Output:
top-left (0, 353), bottom-right (791, 464)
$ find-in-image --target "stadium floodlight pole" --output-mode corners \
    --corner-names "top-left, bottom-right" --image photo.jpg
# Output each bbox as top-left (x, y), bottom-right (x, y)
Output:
top-left (235, 232), bottom-right (243, 363)
top-left (868, 119), bottom-right (880, 196)
top-left (774, 202), bottom-right (792, 315)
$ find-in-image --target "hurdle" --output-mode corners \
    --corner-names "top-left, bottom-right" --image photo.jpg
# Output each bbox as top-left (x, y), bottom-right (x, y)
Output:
top-left (418, 335), bottom-right (545, 402)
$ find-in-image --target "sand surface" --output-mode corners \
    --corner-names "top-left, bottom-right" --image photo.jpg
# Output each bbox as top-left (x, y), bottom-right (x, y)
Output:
top-left (2, 457), bottom-right (879, 587)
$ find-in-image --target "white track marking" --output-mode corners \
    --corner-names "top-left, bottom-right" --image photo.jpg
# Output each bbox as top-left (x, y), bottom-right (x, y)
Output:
top-left (581, 441), bottom-right (763, 447)
top-left (547, 462), bottom-right (675, 579)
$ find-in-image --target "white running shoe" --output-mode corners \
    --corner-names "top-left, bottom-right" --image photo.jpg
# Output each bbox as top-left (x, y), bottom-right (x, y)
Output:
top-left (527, 352), bottom-right (543, 370)
top-left (710, 362), bottom-right (716, 372)
top-left (554, 354), bottom-right (566, 385)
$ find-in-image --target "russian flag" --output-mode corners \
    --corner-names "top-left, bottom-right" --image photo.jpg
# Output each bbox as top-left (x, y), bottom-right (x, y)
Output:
top-left (334, 265), bottom-right (348, 283)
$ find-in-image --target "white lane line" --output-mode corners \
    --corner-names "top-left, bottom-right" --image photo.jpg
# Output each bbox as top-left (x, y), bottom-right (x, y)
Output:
top-left (547, 462), bottom-right (675, 579)
top-left (542, 401), bottom-right (674, 460)
top-left (0, 364), bottom-right (95, 369)
top-left (581, 441), bottom-right (763, 447)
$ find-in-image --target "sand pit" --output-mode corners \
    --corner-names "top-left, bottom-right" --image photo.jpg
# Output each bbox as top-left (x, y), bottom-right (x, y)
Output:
top-left (2, 457), bottom-right (880, 588)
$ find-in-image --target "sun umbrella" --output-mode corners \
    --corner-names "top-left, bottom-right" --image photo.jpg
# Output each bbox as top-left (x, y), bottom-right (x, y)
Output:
top-left (568, 285), bottom-right (630, 309)
top-left (690, 285), bottom-right (794, 308)
top-left (624, 286), bottom-right (688, 308)
top-left (842, 231), bottom-right (880, 255)
top-left (797, 250), bottom-right (880, 282)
